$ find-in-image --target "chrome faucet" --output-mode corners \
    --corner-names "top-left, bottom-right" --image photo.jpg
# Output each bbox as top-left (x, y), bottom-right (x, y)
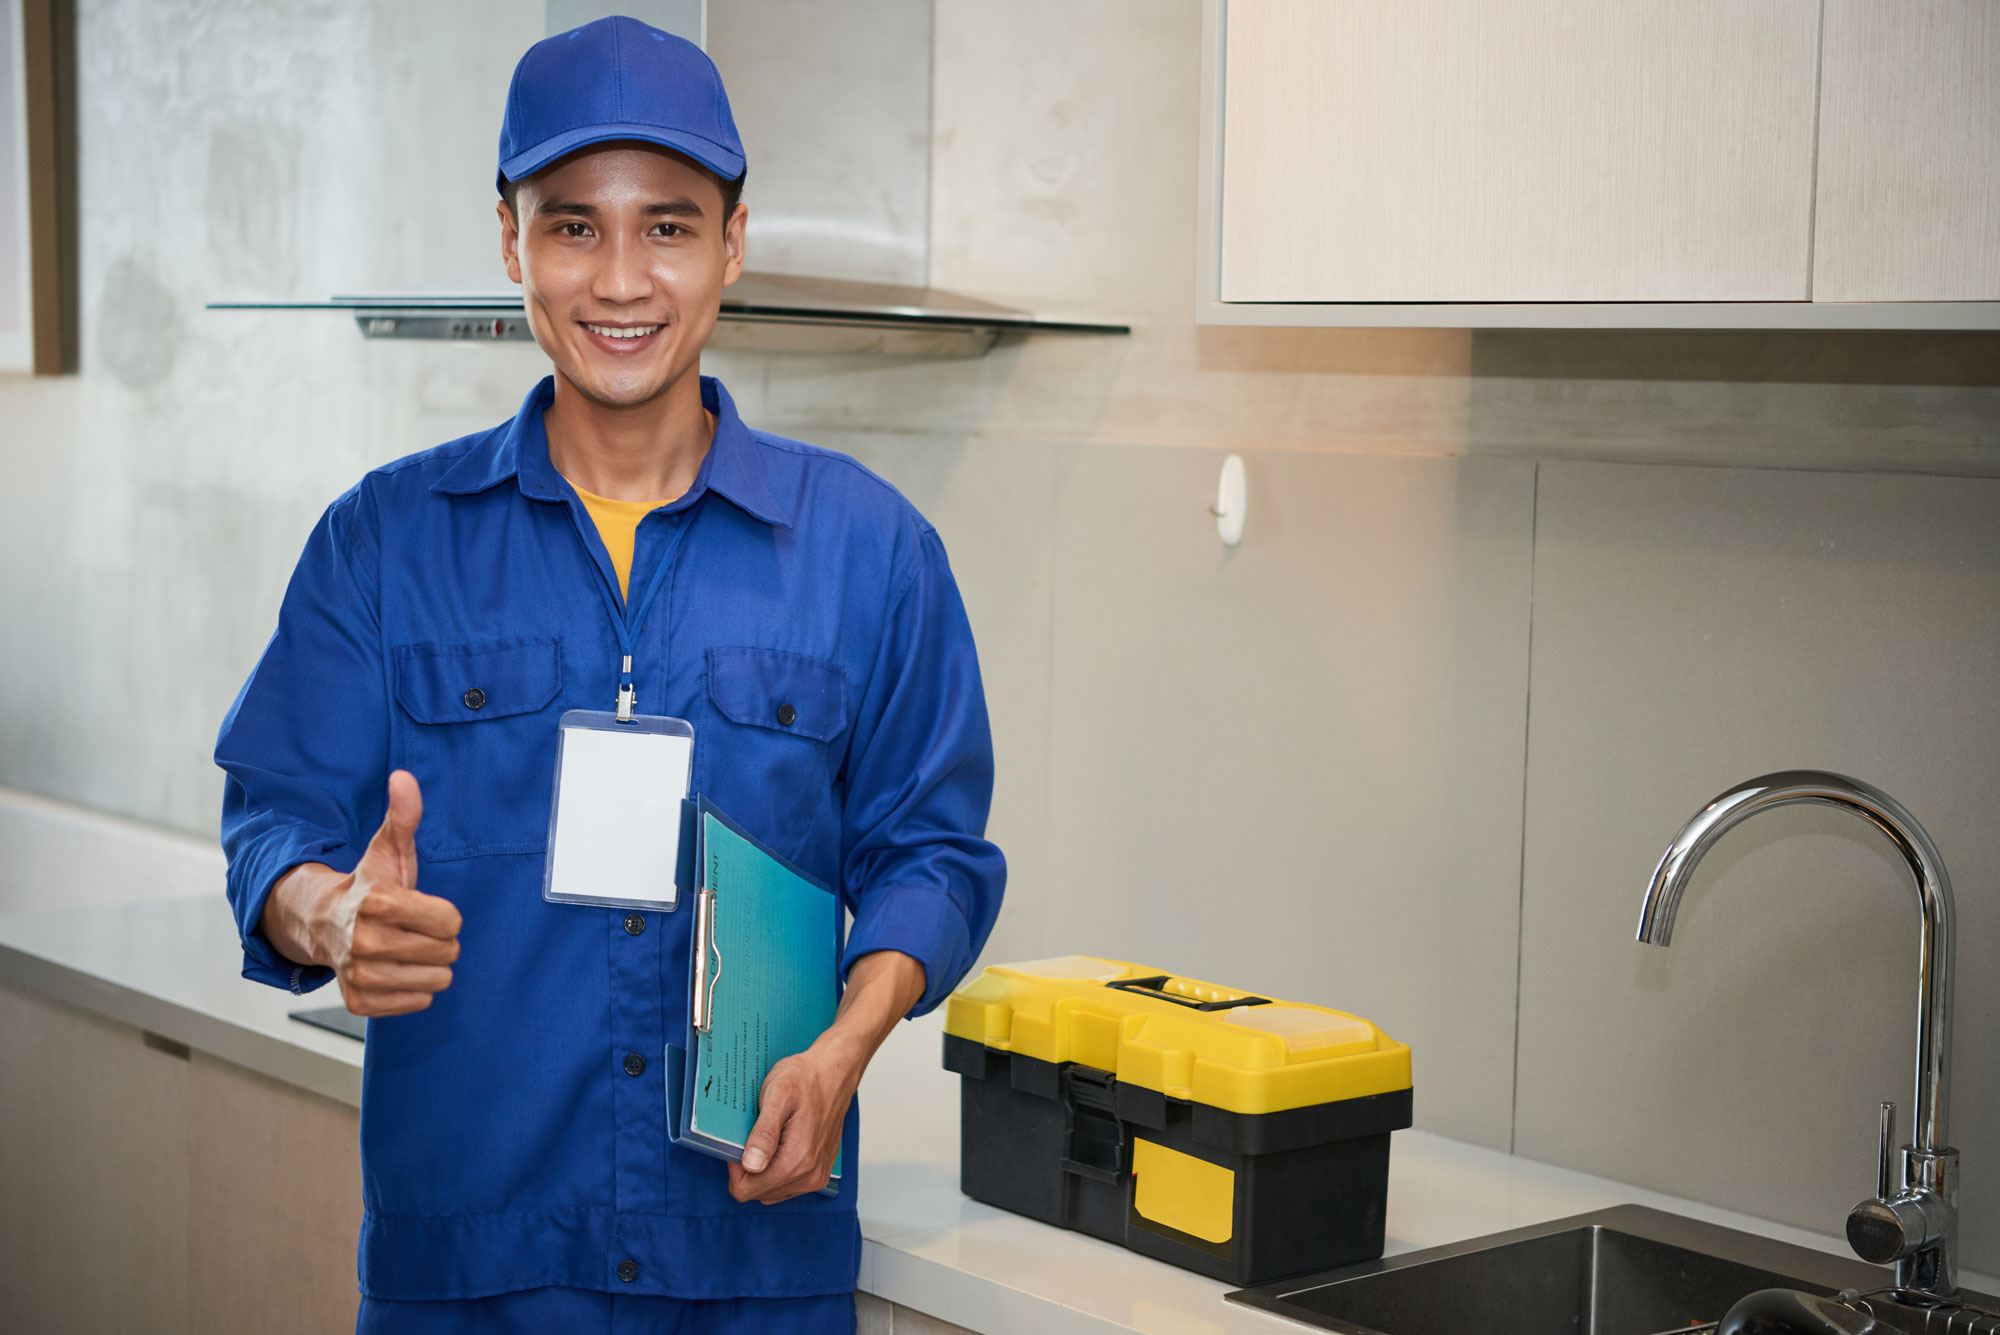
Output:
top-left (1636, 770), bottom-right (1959, 1301)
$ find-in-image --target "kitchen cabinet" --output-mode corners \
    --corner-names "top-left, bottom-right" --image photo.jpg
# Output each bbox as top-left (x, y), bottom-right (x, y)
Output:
top-left (1811, 0), bottom-right (2000, 302)
top-left (1216, 0), bottom-right (1819, 304)
top-left (0, 984), bottom-right (361, 1335)
top-left (1198, 0), bottom-right (2000, 327)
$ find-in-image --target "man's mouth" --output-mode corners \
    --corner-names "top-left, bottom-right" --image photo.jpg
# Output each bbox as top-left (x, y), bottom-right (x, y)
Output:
top-left (580, 322), bottom-right (664, 351)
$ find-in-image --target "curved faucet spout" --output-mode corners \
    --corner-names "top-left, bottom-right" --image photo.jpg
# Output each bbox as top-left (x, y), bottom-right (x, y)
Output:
top-left (1638, 770), bottom-right (1961, 1299)
top-left (1636, 770), bottom-right (1955, 1157)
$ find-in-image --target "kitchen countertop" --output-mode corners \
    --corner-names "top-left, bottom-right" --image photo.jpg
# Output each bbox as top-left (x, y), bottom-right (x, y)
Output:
top-left (4, 800), bottom-right (1989, 1333)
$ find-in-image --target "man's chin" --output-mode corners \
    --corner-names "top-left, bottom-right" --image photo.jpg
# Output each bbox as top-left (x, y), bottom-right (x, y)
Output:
top-left (560, 362), bottom-right (680, 410)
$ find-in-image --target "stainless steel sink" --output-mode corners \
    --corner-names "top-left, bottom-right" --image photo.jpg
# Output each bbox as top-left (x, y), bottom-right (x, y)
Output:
top-left (1226, 1205), bottom-right (2000, 1335)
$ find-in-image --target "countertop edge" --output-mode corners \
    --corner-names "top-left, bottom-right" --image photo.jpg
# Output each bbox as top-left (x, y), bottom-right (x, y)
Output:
top-left (0, 937), bottom-right (364, 1108)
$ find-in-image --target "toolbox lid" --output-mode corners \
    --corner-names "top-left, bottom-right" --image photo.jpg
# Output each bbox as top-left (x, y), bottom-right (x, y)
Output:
top-left (942, 956), bottom-right (1411, 1115)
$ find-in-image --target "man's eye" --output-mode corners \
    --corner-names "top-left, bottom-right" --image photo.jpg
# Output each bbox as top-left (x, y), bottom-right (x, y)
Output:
top-left (560, 222), bottom-right (590, 238)
top-left (653, 223), bottom-right (684, 238)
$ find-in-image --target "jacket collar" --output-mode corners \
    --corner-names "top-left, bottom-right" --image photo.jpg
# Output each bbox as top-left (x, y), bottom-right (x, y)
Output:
top-left (431, 374), bottom-right (793, 529)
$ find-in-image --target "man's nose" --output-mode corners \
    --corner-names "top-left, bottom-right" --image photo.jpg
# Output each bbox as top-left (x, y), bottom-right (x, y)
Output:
top-left (592, 231), bottom-right (653, 306)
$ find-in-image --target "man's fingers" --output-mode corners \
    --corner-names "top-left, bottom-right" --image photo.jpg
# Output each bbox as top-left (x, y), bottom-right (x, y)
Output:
top-left (342, 989), bottom-right (435, 1018)
top-left (725, 1056), bottom-right (856, 1203)
top-left (363, 886), bottom-right (463, 939)
top-left (345, 960), bottom-right (453, 994)
top-left (352, 920), bottom-right (461, 966)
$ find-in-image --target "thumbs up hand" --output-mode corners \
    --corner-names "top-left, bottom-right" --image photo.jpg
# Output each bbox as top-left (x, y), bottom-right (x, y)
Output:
top-left (325, 770), bottom-right (463, 1016)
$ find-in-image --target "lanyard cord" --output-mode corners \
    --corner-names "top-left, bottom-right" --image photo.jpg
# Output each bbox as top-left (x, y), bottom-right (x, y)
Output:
top-left (590, 510), bottom-right (695, 722)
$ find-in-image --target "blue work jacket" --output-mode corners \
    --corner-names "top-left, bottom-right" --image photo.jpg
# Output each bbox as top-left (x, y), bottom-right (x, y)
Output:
top-left (214, 375), bottom-right (1004, 1301)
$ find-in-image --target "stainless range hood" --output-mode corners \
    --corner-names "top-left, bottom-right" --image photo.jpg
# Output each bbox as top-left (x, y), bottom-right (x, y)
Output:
top-left (205, 2), bottom-right (1127, 358)
top-left (207, 274), bottom-right (1127, 359)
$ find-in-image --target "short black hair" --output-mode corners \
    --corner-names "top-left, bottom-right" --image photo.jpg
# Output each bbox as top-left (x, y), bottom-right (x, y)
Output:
top-left (500, 152), bottom-right (744, 221)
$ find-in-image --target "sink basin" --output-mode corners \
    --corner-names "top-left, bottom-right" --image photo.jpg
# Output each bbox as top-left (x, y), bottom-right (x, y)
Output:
top-left (1227, 1205), bottom-right (1909, 1335)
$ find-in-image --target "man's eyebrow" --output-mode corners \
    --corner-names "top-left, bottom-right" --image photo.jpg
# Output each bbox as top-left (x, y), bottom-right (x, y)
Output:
top-left (534, 196), bottom-right (706, 220)
top-left (643, 197), bottom-right (706, 219)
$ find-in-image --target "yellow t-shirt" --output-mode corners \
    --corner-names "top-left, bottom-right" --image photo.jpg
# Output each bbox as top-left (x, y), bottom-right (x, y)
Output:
top-left (573, 485), bottom-right (674, 600)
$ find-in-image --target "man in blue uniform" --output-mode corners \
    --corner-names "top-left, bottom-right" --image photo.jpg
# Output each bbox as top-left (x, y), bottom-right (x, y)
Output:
top-left (214, 18), bottom-right (1004, 1333)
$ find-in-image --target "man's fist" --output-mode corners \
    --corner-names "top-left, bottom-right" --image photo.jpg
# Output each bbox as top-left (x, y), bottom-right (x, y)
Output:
top-left (329, 770), bottom-right (462, 1016)
top-left (258, 770), bottom-right (464, 1018)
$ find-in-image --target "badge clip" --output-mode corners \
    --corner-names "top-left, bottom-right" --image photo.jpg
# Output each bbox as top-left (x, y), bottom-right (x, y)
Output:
top-left (615, 655), bottom-right (635, 723)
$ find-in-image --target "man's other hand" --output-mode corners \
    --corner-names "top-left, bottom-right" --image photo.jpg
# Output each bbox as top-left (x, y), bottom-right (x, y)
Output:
top-left (259, 770), bottom-right (464, 1018)
top-left (726, 1046), bottom-right (854, 1204)
top-left (728, 950), bottom-right (926, 1205)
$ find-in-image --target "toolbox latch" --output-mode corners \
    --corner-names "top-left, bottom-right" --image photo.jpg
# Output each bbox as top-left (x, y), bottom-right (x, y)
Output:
top-left (1060, 1064), bottom-right (1127, 1183)
top-left (1106, 975), bottom-right (1272, 1012)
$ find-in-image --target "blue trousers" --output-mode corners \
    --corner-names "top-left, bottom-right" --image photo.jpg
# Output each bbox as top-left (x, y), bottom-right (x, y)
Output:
top-left (357, 1288), bottom-right (856, 1335)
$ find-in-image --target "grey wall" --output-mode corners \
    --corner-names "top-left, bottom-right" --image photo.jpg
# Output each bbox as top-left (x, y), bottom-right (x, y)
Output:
top-left (2, 0), bottom-right (1999, 1272)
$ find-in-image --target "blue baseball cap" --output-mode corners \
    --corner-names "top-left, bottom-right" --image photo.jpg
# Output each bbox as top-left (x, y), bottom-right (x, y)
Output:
top-left (497, 16), bottom-right (745, 195)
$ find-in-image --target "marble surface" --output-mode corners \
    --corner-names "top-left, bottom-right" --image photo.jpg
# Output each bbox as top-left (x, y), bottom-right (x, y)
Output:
top-left (5, 800), bottom-right (1995, 1332)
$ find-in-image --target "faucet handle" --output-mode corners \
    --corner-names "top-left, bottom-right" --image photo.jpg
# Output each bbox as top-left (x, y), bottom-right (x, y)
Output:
top-left (1849, 1100), bottom-right (1955, 1273)
top-left (1876, 1102), bottom-right (1897, 1201)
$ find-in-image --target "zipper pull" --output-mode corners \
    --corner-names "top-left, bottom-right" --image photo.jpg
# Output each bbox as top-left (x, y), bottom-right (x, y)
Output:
top-left (615, 654), bottom-right (635, 723)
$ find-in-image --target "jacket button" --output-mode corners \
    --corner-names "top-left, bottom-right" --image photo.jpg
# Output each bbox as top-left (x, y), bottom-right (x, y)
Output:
top-left (616, 1259), bottom-right (639, 1283)
top-left (623, 1053), bottom-right (647, 1077)
top-left (623, 913), bottom-right (646, 936)
top-left (462, 687), bottom-right (486, 710)
top-left (776, 702), bottom-right (797, 726)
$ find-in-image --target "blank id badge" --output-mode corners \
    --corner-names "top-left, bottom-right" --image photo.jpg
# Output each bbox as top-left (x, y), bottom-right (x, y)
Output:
top-left (542, 710), bottom-right (693, 911)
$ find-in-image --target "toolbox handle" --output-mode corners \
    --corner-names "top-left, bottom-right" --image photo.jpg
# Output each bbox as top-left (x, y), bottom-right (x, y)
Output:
top-left (1105, 975), bottom-right (1272, 1012)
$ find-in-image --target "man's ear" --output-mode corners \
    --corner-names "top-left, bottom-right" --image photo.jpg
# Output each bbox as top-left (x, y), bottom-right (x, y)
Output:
top-left (721, 201), bottom-right (747, 287)
top-left (498, 198), bottom-right (523, 286)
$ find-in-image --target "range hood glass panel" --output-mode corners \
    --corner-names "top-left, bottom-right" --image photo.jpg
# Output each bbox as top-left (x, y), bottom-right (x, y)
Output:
top-left (310, 271), bottom-right (1125, 333)
top-left (207, 270), bottom-right (1128, 352)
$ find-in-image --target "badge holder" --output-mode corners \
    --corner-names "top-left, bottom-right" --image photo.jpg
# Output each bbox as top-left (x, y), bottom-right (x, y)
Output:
top-left (541, 709), bottom-right (694, 911)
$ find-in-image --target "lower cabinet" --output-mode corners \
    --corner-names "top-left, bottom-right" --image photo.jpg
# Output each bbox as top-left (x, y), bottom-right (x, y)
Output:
top-left (0, 985), bottom-right (981, 1335)
top-left (0, 983), bottom-right (362, 1335)
top-left (858, 1292), bottom-right (980, 1335)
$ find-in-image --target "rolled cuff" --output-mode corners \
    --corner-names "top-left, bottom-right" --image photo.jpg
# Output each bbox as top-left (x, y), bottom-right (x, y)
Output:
top-left (839, 882), bottom-right (973, 1018)
top-left (227, 833), bottom-right (357, 994)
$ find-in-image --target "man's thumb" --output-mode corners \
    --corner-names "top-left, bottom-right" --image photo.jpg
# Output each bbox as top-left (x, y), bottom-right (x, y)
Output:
top-left (741, 1097), bottom-right (788, 1173)
top-left (364, 770), bottom-right (424, 885)
top-left (741, 1127), bottom-right (776, 1173)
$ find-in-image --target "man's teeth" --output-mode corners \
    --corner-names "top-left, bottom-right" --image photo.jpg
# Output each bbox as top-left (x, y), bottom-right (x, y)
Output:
top-left (584, 324), bottom-right (660, 340)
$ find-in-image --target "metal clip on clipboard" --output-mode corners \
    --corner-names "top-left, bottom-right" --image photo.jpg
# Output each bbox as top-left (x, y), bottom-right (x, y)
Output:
top-left (691, 884), bottom-right (722, 1034)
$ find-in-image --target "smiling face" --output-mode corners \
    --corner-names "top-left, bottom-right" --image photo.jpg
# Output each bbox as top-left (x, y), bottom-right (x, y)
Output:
top-left (499, 143), bottom-right (746, 410)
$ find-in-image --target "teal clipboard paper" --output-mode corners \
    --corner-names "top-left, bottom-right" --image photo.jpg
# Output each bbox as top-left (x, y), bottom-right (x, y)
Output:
top-left (666, 798), bottom-right (843, 1183)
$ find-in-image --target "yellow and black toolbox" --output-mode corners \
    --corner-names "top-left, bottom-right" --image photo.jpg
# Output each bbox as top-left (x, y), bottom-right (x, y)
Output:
top-left (942, 956), bottom-right (1412, 1285)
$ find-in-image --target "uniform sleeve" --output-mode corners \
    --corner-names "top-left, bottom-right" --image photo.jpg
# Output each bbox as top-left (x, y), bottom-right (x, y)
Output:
top-left (213, 488), bottom-right (387, 994)
top-left (838, 525), bottom-right (1006, 1017)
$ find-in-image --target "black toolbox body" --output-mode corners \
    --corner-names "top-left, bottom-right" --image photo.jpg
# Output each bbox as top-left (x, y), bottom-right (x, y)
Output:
top-left (945, 1032), bottom-right (1413, 1285)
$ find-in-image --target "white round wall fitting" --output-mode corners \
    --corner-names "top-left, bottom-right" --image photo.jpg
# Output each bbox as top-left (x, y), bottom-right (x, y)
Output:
top-left (1215, 453), bottom-right (1247, 546)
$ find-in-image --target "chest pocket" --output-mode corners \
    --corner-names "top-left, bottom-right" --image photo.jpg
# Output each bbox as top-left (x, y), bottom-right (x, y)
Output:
top-left (701, 647), bottom-right (849, 864)
top-left (392, 637), bottom-right (563, 861)
top-left (706, 647), bottom-right (849, 742)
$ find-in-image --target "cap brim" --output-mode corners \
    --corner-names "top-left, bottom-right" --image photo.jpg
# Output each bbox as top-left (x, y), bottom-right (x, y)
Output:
top-left (498, 123), bottom-right (745, 193)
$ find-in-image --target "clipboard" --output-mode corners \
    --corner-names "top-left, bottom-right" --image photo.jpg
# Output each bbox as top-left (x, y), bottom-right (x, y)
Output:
top-left (665, 797), bottom-right (843, 1188)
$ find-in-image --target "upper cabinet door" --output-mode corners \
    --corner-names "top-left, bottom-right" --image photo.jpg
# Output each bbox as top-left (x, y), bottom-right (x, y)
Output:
top-left (1812, 1), bottom-right (2000, 302)
top-left (1217, 0), bottom-right (1821, 304)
